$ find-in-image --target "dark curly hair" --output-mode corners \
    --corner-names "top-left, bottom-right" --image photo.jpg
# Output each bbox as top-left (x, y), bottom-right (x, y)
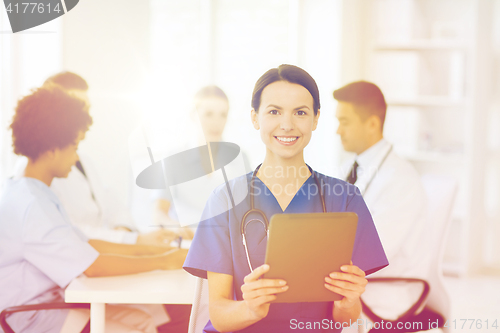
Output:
top-left (10, 84), bottom-right (93, 160)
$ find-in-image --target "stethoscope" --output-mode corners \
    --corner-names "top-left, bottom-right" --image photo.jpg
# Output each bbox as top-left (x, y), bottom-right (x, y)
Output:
top-left (348, 144), bottom-right (393, 195)
top-left (240, 163), bottom-right (326, 272)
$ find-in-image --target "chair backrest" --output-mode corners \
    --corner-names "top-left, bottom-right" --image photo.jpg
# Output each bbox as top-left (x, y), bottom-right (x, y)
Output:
top-left (420, 174), bottom-right (458, 327)
top-left (188, 277), bottom-right (210, 333)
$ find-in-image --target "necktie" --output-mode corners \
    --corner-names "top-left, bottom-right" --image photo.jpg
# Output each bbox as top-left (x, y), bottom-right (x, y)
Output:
top-left (346, 161), bottom-right (358, 185)
top-left (75, 160), bottom-right (87, 178)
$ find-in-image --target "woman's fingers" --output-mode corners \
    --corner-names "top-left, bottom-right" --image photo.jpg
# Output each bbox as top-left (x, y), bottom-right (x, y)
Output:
top-left (327, 264), bottom-right (367, 285)
top-left (324, 264), bottom-right (367, 302)
top-left (240, 264), bottom-right (287, 320)
top-left (243, 264), bottom-right (270, 284)
top-left (243, 284), bottom-right (288, 300)
top-left (241, 264), bottom-right (288, 301)
top-left (324, 283), bottom-right (359, 299)
top-left (343, 263), bottom-right (366, 277)
top-left (327, 271), bottom-right (367, 287)
top-left (324, 276), bottom-right (365, 293)
top-left (242, 277), bottom-right (286, 292)
top-left (241, 276), bottom-right (288, 299)
top-left (247, 294), bottom-right (277, 308)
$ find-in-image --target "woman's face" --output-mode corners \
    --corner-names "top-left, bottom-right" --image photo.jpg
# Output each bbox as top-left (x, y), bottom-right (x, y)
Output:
top-left (251, 80), bottom-right (319, 162)
top-left (196, 96), bottom-right (229, 142)
top-left (51, 131), bottom-right (84, 178)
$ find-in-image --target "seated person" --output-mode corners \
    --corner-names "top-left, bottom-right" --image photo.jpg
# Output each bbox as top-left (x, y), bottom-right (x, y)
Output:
top-left (13, 71), bottom-right (177, 245)
top-left (333, 81), bottom-right (431, 323)
top-left (154, 85), bottom-right (251, 239)
top-left (0, 84), bottom-right (188, 333)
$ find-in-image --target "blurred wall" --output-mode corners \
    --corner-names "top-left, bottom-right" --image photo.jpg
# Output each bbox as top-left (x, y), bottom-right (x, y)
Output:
top-left (62, 0), bottom-right (151, 205)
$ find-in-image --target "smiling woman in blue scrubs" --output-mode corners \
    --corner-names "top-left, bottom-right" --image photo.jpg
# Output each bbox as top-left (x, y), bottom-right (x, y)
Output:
top-left (183, 65), bottom-right (389, 333)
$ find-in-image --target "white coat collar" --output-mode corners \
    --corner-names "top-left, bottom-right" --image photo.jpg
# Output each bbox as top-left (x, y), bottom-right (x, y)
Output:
top-left (352, 138), bottom-right (392, 193)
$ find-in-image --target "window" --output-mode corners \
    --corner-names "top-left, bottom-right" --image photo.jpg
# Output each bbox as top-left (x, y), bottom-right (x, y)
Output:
top-left (0, 12), bottom-right (62, 181)
top-left (148, 0), bottom-right (343, 174)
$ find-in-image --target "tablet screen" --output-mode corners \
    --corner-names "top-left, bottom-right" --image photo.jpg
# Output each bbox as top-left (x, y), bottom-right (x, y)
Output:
top-left (264, 212), bottom-right (358, 303)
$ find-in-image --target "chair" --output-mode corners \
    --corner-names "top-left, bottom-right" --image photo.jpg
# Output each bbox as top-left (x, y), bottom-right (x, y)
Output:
top-left (419, 174), bottom-right (457, 328)
top-left (0, 303), bottom-right (90, 333)
top-left (360, 174), bottom-right (458, 332)
top-left (188, 277), bottom-right (210, 333)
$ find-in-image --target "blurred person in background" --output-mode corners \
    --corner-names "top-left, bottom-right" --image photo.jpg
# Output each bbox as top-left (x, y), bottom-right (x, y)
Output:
top-left (153, 85), bottom-right (250, 239)
top-left (0, 84), bottom-right (187, 333)
top-left (333, 81), bottom-right (438, 330)
top-left (152, 86), bottom-right (251, 332)
top-left (13, 71), bottom-right (178, 246)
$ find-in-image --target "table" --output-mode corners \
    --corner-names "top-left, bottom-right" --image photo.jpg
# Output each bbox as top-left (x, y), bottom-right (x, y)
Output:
top-left (65, 269), bottom-right (196, 333)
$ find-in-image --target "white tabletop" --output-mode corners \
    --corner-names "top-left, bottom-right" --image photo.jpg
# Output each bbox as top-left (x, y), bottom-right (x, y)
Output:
top-left (65, 269), bottom-right (197, 304)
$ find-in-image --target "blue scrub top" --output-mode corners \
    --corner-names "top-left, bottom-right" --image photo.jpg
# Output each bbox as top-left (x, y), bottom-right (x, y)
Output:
top-left (184, 171), bottom-right (388, 333)
top-left (0, 178), bottom-right (99, 333)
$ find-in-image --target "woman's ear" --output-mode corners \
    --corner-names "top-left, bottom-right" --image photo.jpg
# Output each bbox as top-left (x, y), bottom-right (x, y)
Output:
top-left (312, 110), bottom-right (320, 131)
top-left (47, 149), bottom-right (57, 160)
top-left (251, 109), bottom-right (260, 130)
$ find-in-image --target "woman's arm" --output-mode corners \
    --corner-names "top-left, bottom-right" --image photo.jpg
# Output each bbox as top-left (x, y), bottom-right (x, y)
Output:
top-left (208, 264), bottom-right (288, 332)
top-left (325, 262), bottom-right (367, 325)
top-left (83, 248), bottom-right (188, 277)
top-left (88, 239), bottom-right (172, 256)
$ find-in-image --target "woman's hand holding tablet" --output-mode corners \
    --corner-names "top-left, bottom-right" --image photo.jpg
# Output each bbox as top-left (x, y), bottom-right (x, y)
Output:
top-left (325, 261), bottom-right (368, 322)
top-left (241, 264), bottom-right (288, 320)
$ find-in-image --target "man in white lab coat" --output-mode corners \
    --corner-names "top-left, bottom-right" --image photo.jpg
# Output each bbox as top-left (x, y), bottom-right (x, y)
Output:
top-left (333, 81), bottom-right (433, 327)
top-left (39, 72), bottom-right (177, 246)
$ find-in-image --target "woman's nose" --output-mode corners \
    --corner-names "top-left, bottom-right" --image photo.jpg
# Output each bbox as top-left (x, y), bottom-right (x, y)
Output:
top-left (280, 115), bottom-right (294, 131)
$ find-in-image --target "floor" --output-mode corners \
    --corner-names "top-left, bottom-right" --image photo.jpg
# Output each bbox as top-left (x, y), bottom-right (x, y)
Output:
top-left (342, 275), bottom-right (500, 333)
top-left (443, 275), bottom-right (500, 333)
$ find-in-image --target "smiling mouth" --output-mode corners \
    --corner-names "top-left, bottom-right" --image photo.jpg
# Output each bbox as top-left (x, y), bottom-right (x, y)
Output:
top-left (275, 136), bottom-right (299, 144)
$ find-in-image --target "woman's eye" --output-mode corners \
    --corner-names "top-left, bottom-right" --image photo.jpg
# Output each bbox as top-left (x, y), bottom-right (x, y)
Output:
top-left (269, 110), bottom-right (279, 115)
top-left (296, 110), bottom-right (307, 116)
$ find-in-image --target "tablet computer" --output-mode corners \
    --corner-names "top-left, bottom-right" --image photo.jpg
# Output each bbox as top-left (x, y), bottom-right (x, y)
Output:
top-left (263, 212), bottom-right (358, 303)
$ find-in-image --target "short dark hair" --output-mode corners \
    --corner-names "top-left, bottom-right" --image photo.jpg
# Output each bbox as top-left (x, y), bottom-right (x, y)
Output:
top-left (194, 85), bottom-right (228, 103)
top-left (44, 71), bottom-right (89, 91)
top-left (251, 64), bottom-right (320, 115)
top-left (333, 81), bottom-right (387, 126)
top-left (10, 84), bottom-right (92, 160)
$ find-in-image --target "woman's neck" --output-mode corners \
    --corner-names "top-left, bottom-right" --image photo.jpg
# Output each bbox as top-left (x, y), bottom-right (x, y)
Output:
top-left (257, 151), bottom-right (311, 212)
top-left (257, 151), bottom-right (310, 186)
top-left (24, 158), bottom-right (54, 186)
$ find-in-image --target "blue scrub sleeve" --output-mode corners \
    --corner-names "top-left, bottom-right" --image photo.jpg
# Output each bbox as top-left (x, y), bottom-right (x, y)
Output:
top-left (184, 189), bottom-right (234, 279)
top-left (347, 188), bottom-right (389, 276)
top-left (22, 201), bottom-right (100, 288)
